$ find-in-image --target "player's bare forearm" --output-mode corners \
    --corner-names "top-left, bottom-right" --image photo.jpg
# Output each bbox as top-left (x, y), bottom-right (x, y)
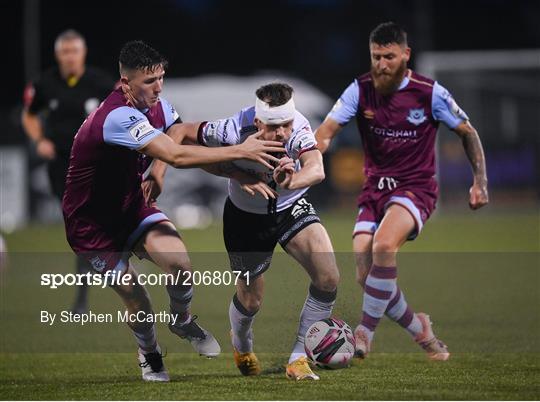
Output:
top-left (148, 158), bottom-right (168, 181)
top-left (202, 162), bottom-right (239, 179)
top-left (315, 118), bottom-right (342, 154)
top-left (287, 151), bottom-right (325, 190)
top-left (166, 122), bottom-right (200, 145)
top-left (203, 162), bottom-right (277, 199)
top-left (141, 133), bottom-right (283, 169)
top-left (170, 143), bottom-right (248, 168)
top-left (454, 121), bottom-right (489, 209)
top-left (288, 166), bottom-right (324, 190)
top-left (148, 123), bottom-right (199, 180)
top-left (454, 121), bottom-right (487, 184)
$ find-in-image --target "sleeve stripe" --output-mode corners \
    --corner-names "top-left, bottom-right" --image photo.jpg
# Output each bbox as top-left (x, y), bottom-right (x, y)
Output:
top-left (197, 122), bottom-right (208, 146)
top-left (297, 146), bottom-right (319, 158)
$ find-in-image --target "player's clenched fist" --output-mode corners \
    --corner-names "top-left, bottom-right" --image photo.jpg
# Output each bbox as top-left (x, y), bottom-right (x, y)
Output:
top-left (469, 182), bottom-right (489, 210)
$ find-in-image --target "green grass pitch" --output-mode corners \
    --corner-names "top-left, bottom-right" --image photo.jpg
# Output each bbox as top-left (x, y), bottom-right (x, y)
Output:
top-left (1, 210), bottom-right (539, 400)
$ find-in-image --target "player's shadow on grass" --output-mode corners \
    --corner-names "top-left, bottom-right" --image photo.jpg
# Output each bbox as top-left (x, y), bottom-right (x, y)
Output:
top-left (261, 365), bottom-right (285, 375)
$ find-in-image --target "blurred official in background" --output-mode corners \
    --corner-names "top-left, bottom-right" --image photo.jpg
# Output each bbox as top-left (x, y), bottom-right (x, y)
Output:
top-left (21, 29), bottom-right (115, 314)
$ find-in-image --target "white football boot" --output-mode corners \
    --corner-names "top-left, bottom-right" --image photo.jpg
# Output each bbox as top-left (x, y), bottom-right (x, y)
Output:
top-left (138, 347), bottom-right (169, 382)
top-left (169, 315), bottom-right (221, 357)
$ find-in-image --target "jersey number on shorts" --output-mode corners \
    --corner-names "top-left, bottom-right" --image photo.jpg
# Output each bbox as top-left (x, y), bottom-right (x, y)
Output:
top-left (377, 177), bottom-right (398, 191)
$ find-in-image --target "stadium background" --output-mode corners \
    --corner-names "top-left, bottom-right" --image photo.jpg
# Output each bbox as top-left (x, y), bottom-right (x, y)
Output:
top-left (1, 0), bottom-right (539, 400)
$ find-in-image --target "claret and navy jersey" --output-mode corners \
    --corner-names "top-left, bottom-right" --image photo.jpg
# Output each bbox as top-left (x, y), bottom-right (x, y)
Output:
top-left (328, 70), bottom-right (470, 238)
top-left (62, 88), bottom-right (180, 273)
top-left (328, 69), bottom-right (468, 181)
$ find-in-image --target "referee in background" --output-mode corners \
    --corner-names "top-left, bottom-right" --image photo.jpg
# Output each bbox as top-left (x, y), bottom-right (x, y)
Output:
top-left (22, 29), bottom-right (115, 314)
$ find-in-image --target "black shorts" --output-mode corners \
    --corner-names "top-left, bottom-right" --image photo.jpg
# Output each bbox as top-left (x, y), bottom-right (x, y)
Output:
top-left (223, 196), bottom-right (321, 279)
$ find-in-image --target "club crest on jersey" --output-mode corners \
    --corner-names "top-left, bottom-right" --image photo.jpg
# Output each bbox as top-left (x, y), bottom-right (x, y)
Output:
top-left (89, 256), bottom-right (107, 273)
top-left (406, 108), bottom-right (427, 126)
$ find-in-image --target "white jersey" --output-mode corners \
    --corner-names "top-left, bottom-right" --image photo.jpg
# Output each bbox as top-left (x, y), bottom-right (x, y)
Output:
top-left (198, 106), bottom-right (317, 214)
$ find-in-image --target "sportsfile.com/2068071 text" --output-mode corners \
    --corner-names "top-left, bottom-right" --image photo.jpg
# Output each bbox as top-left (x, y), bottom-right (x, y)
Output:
top-left (40, 270), bottom-right (250, 289)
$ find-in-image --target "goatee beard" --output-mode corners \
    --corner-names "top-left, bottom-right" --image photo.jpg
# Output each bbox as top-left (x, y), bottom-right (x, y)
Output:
top-left (372, 62), bottom-right (407, 96)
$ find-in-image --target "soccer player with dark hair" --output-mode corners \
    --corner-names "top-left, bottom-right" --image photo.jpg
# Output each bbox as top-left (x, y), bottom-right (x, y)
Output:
top-left (316, 22), bottom-right (489, 361)
top-left (148, 82), bottom-right (340, 380)
top-left (62, 41), bottom-right (285, 382)
top-left (22, 29), bottom-right (115, 314)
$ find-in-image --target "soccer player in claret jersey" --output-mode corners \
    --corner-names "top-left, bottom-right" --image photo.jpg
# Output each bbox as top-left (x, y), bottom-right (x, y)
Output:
top-left (62, 41), bottom-right (285, 382)
top-left (148, 83), bottom-right (340, 380)
top-left (315, 22), bottom-right (489, 361)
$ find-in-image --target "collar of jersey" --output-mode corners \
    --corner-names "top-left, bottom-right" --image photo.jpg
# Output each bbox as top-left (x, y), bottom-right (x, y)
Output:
top-left (398, 76), bottom-right (409, 91)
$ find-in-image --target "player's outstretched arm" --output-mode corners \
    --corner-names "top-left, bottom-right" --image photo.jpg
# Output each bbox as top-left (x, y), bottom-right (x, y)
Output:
top-left (273, 150), bottom-right (325, 190)
top-left (172, 122), bottom-right (278, 199)
top-left (140, 130), bottom-right (284, 169)
top-left (166, 122), bottom-right (201, 145)
top-left (453, 120), bottom-right (489, 210)
top-left (141, 122), bottom-right (200, 205)
top-left (315, 117), bottom-right (342, 154)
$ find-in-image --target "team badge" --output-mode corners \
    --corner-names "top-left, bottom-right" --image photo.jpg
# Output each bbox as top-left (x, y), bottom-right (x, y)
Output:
top-left (406, 108), bottom-right (427, 126)
top-left (128, 120), bottom-right (154, 142)
top-left (89, 256), bottom-right (107, 273)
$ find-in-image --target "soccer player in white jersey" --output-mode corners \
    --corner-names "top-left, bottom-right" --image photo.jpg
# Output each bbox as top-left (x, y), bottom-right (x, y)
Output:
top-left (147, 83), bottom-right (340, 380)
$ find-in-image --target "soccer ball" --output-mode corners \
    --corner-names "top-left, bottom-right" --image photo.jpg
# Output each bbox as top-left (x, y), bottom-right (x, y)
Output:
top-left (304, 317), bottom-right (355, 369)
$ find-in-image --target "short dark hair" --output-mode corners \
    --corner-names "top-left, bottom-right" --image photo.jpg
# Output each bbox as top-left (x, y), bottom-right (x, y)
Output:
top-left (369, 22), bottom-right (408, 46)
top-left (119, 40), bottom-right (168, 74)
top-left (255, 82), bottom-right (294, 107)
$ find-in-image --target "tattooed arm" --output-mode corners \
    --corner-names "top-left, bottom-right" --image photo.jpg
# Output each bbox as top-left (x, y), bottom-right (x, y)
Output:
top-left (453, 120), bottom-right (489, 210)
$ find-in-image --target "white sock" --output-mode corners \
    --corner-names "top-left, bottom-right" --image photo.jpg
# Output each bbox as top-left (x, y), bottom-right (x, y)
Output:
top-left (133, 323), bottom-right (158, 353)
top-left (167, 284), bottom-right (193, 326)
top-left (288, 284), bottom-right (337, 364)
top-left (229, 294), bottom-right (256, 353)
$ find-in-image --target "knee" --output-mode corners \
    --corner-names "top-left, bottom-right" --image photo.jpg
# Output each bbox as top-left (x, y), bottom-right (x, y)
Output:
top-left (372, 237), bottom-right (399, 255)
top-left (313, 268), bottom-right (340, 292)
top-left (166, 261), bottom-right (192, 281)
top-left (123, 287), bottom-right (151, 312)
top-left (237, 292), bottom-right (263, 313)
top-left (156, 252), bottom-right (191, 276)
top-left (242, 296), bottom-right (262, 313)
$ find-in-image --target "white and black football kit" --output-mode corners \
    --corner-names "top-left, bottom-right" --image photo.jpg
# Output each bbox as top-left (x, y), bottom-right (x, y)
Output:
top-left (198, 106), bottom-right (321, 278)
